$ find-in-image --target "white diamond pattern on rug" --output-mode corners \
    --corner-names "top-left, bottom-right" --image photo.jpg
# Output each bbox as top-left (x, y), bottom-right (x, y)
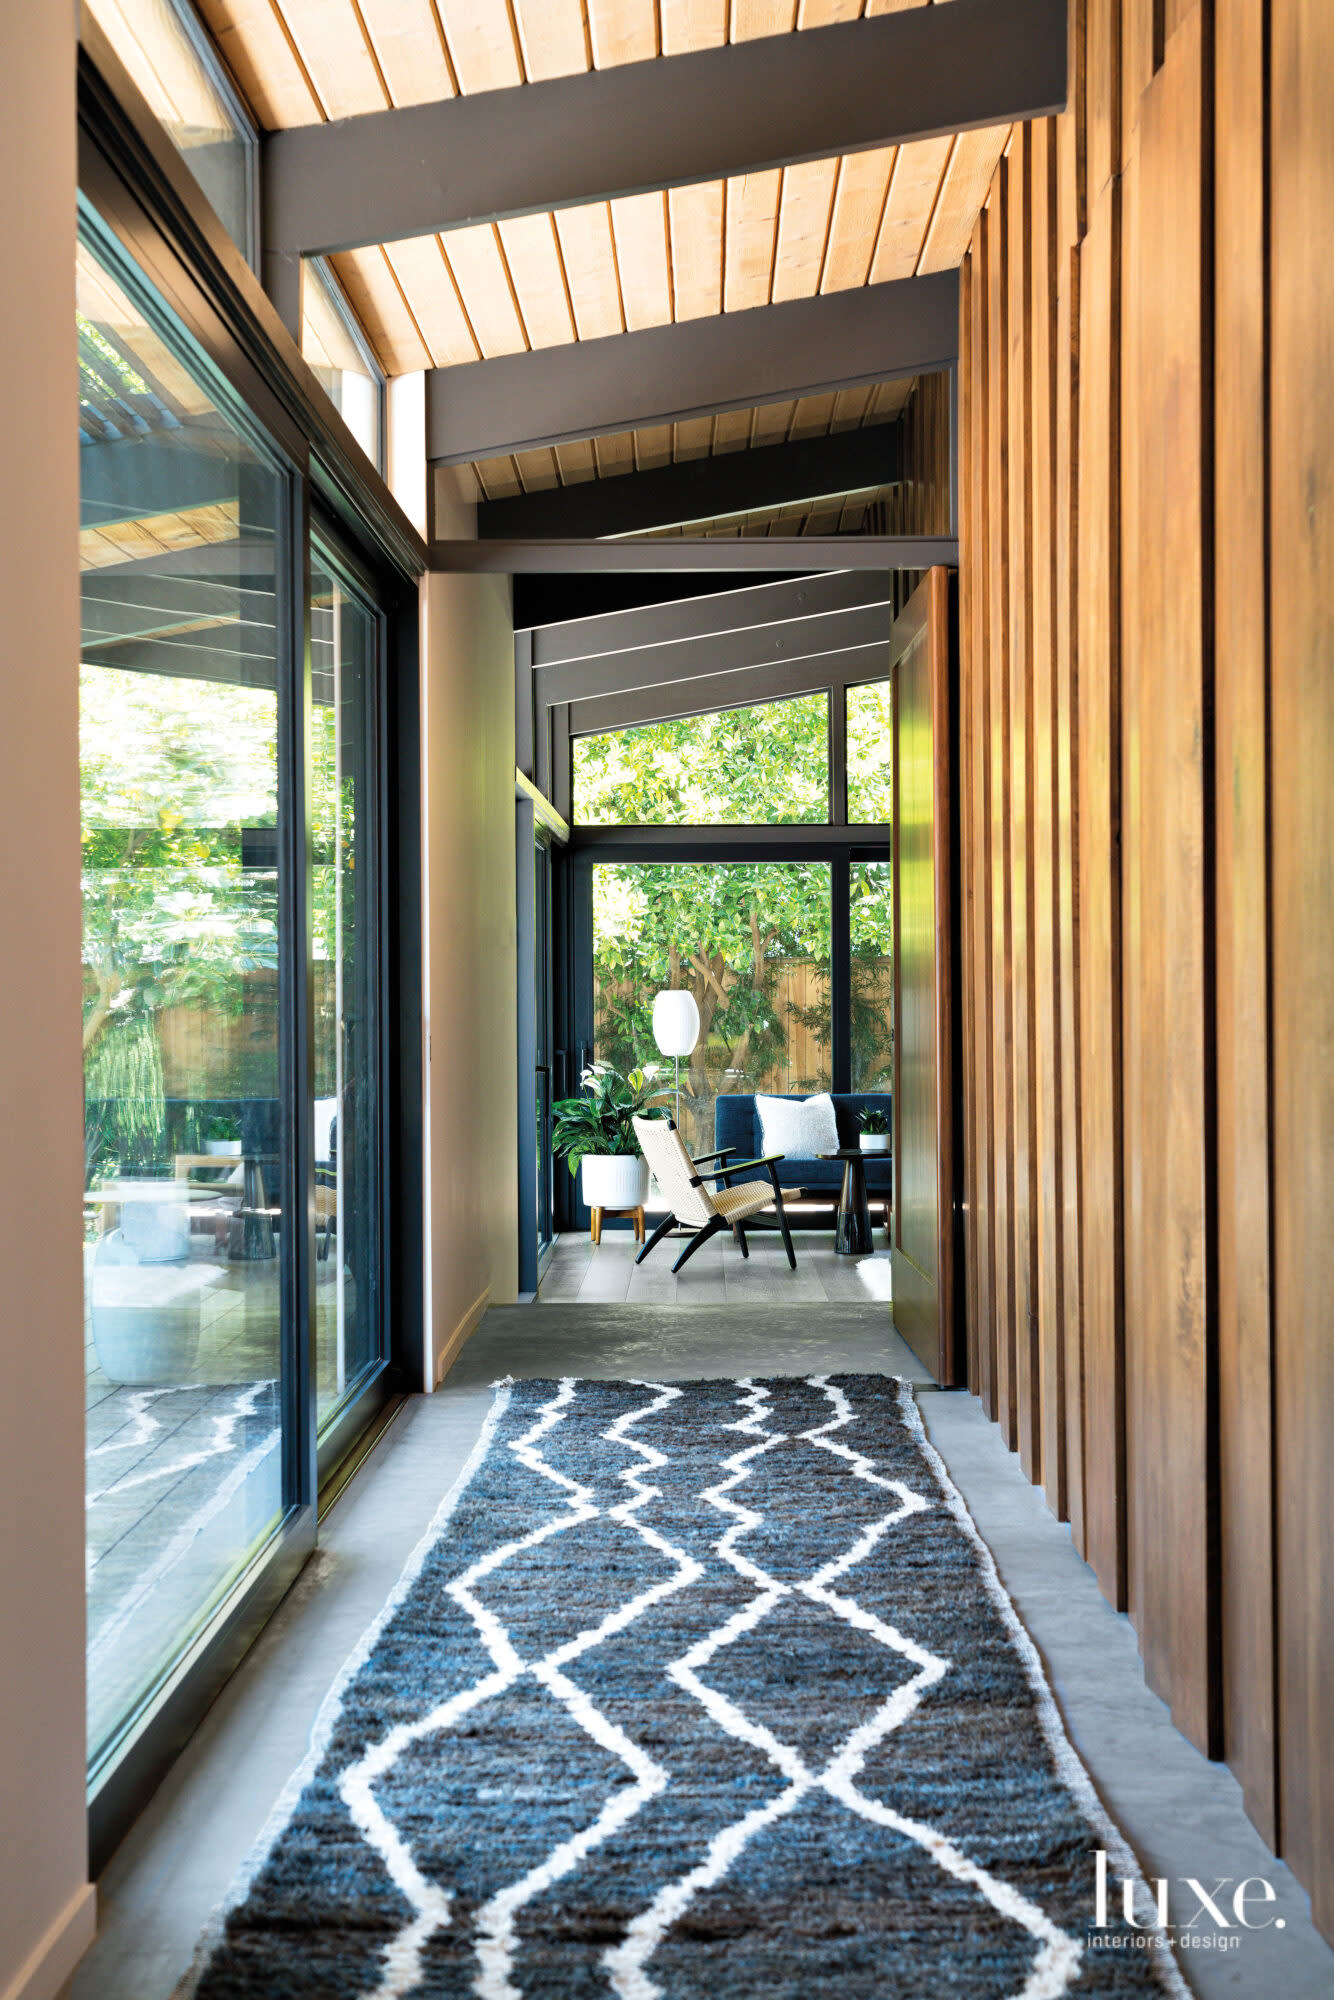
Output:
top-left (185, 1376), bottom-right (1190, 2000)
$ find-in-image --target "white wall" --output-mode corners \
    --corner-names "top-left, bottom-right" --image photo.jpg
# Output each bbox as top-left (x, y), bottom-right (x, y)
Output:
top-left (0, 7), bottom-right (98, 1998)
top-left (419, 495), bottom-right (519, 1381)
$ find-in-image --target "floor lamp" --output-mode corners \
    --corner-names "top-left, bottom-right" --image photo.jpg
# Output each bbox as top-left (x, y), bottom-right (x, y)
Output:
top-left (652, 989), bottom-right (701, 1133)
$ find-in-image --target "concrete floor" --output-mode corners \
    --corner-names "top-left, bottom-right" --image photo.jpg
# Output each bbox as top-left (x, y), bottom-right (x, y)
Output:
top-left (64, 1258), bottom-right (1334, 1999)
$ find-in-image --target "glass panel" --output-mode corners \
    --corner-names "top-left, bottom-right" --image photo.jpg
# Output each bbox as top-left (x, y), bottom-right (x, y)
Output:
top-left (850, 860), bottom-right (894, 1092)
top-left (302, 262), bottom-right (383, 471)
top-left (846, 677), bottom-right (894, 822)
top-left (79, 231), bottom-right (286, 1769)
top-left (311, 555), bottom-right (382, 1430)
top-left (573, 692), bottom-right (829, 827)
top-left (593, 862), bottom-right (831, 1157)
top-left (84, 0), bottom-right (254, 260)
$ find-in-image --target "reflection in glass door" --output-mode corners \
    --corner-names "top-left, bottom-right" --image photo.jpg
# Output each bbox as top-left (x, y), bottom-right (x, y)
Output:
top-left (311, 550), bottom-right (383, 1436)
top-left (78, 225), bottom-right (290, 1776)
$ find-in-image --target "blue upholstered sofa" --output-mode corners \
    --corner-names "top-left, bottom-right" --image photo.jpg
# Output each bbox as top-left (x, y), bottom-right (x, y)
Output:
top-left (711, 1092), bottom-right (892, 1213)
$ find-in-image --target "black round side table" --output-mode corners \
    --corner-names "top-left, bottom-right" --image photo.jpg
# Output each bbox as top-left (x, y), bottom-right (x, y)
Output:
top-left (818, 1148), bottom-right (874, 1255)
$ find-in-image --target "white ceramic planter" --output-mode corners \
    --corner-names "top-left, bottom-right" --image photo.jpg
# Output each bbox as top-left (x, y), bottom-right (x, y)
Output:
top-left (206, 1138), bottom-right (243, 1157)
top-left (581, 1154), bottom-right (650, 1209)
top-left (859, 1134), bottom-right (890, 1154)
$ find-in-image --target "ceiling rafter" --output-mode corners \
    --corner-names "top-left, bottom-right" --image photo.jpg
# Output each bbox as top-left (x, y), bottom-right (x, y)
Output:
top-left (426, 272), bottom-right (958, 462)
top-left (261, 0), bottom-right (1067, 258)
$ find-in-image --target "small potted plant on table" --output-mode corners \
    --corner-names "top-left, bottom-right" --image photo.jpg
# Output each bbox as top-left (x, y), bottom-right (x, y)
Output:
top-left (858, 1106), bottom-right (891, 1154)
top-left (552, 1062), bottom-right (665, 1224)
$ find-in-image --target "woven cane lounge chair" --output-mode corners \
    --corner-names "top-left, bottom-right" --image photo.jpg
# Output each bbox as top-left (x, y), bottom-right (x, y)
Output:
top-left (630, 1114), bottom-right (798, 1273)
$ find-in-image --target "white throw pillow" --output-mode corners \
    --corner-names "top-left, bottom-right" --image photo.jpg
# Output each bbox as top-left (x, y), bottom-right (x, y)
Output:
top-left (755, 1092), bottom-right (840, 1161)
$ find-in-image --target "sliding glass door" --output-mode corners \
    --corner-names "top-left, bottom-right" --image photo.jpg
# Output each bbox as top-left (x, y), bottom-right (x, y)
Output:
top-left (77, 199), bottom-right (400, 1843)
top-left (79, 223), bottom-right (295, 1780)
top-left (310, 545), bottom-right (385, 1450)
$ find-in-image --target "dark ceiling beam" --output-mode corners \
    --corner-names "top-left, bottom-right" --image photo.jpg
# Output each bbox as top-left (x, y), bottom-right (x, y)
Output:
top-left (529, 568), bottom-right (894, 664)
top-left (430, 535), bottom-right (957, 573)
top-left (541, 601), bottom-right (894, 704)
top-left (427, 274), bottom-right (957, 463)
top-left (263, 0), bottom-right (1065, 258)
top-left (479, 423), bottom-right (903, 541)
top-left (571, 647), bottom-right (891, 737)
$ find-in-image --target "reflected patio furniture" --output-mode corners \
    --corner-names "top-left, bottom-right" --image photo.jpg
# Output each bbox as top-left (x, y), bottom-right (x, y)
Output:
top-left (630, 1115), bottom-right (797, 1273)
top-left (88, 1186), bottom-right (225, 1383)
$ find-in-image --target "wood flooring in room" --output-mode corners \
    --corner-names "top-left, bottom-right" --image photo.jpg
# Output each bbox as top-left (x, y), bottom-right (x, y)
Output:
top-left (537, 1225), bottom-right (894, 1306)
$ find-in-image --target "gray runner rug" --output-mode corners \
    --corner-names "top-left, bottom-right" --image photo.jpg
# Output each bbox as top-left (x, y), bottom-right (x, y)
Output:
top-left (182, 1375), bottom-right (1186, 1998)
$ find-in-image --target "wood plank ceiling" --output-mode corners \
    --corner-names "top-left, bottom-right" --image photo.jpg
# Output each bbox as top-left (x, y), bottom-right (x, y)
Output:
top-left (197, 0), bottom-right (1004, 489)
top-left (456, 374), bottom-right (914, 501)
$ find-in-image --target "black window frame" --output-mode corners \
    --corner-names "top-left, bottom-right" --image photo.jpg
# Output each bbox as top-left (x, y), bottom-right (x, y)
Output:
top-left (78, 20), bottom-right (425, 1873)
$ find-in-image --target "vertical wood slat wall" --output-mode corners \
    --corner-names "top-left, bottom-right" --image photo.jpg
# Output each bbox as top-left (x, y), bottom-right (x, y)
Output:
top-left (957, 0), bottom-right (1334, 1941)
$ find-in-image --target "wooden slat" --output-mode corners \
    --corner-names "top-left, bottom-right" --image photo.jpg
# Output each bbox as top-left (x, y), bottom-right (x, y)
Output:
top-left (871, 135), bottom-right (956, 285)
top-left (1053, 138), bottom-right (1085, 1558)
top-left (498, 213), bottom-right (577, 349)
top-left (512, 446), bottom-right (560, 490)
top-left (434, 0), bottom-right (523, 92)
top-left (1125, 5), bottom-right (1215, 1755)
top-left (731, 0), bottom-right (798, 40)
top-left (820, 148), bottom-right (897, 294)
top-left (587, 0), bottom-right (656, 67)
top-left (710, 407), bottom-right (754, 452)
top-left (789, 391), bottom-right (837, 438)
top-left (511, 0), bottom-right (587, 81)
top-left (379, 235), bottom-right (477, 364)
top-left (771, 157), bottom-right (840, 303)
top-left (1271, 0), bottom-right (1334, 1939)
top-left (439, 224), bottom-right (529, 355)
top-left (632, 423), bottom-right (673, 469)
top-left (723, 169), bottom-right (783, 312)
top-left (196, 0), bottom-right (323, 126)
top-left (668, 181), bottom-right (723, 320)
top-left (749, 398), bottom-right (798, 447)
top-left (1214, 0), bottom-right (1276, 1849)
top-left (332, 244), bottom-right (434, 372)
top-left (470, 451), bottom-right (522, 497)
top-left (553, 204), bottom-right (625, 339)
top-left (1075, 175), bottom-right (1124, 1607)
top-left (1007, 125), bottom-right (1039, 1481)
top-left (658, 0), bottom-right (726, 56)
top-left (553, 437), bottom-right (597, 483)
top-left (609, 191), bottom-right (673, 329)
top-left (275, 0), bottom-right (389, 117)
top-left (919, 124), bottom-right (1011, 274)
top-left (1084, 0), bottom-right (1120, 205)
top-left (356, 0), bottom-right (458, 105)
top-left (986, 177), bottom-right (1017, 1447)
top-left (593, 428), bottom-right (636, 475)
top-left (830, 384), bottom-right (873, 428)
top-left (671, 415), bottom-right (715, 459)
top-left (967, 212), bottom-right (996, 1418)
top-left (1029, 117), bottom-right (1066, 1518)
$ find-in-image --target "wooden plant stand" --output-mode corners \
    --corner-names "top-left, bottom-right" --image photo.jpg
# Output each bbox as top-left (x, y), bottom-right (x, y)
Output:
top-left (590, 1204), bottom-right (646, 1246)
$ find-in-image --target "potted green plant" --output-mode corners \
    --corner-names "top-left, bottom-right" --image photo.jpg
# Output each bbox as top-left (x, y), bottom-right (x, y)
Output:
top-left (552, 1063), bottom-right (665, 1210)
top-left (205, 1112), bottom-right (243, 1158)
top-left (858, 1106), bottom-right (891, 1154)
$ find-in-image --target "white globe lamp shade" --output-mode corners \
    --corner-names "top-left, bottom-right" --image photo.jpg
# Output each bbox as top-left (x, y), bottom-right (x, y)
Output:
top-left (652, 989), bottom-right (700, 1059)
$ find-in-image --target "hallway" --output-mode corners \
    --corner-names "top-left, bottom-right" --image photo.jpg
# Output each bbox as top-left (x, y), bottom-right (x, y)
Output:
top-left (64, 1290), bottom-right (1334, 2000)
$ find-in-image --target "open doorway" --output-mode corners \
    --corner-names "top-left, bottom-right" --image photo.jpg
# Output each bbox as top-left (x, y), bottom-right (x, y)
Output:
top-left (514, 565), bottom-right (961, 1382)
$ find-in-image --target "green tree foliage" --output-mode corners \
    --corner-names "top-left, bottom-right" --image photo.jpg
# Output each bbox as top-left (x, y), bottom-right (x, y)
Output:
top-left (574, 691), bottom-right (830, 827)
top-left (80, 665), bottom-right (281, 1170)
top-left (584, 683), bottom-right (895, 1148)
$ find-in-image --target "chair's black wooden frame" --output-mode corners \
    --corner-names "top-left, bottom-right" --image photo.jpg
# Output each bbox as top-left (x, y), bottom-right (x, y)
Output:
top-left (635, 1144), bottom-right (799, 1274)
